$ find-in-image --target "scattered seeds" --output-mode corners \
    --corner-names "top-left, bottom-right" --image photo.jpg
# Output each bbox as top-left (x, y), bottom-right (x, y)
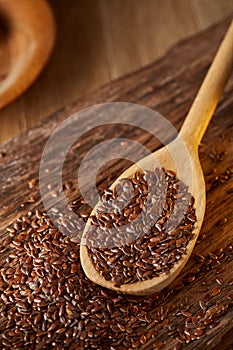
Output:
top-left (0, 166), bottom-right (232, 349)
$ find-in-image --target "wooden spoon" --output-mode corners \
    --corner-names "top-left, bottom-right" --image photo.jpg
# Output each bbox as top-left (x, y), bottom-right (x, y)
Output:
top-left (80, 21), bottom-right (233, 295)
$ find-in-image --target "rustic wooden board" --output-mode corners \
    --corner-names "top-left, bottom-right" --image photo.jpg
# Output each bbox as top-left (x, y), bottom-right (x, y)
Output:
top-left (0, 17), bottom-right (233, 349)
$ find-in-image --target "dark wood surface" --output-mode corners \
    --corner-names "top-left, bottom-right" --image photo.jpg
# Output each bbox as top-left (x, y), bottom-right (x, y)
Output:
top-left (0, 17), bottom-right (233, 349)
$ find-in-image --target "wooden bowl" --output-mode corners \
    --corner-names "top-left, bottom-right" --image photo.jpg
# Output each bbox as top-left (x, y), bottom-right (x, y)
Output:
top-left (0, 0), bottom-right (55, 109)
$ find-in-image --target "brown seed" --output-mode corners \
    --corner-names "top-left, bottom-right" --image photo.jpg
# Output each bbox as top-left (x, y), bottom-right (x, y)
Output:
top-left (194, 328), bottom-right (204, 337)
top-left (64, 181), bottom-right (73, 190)
top-left (87, 168), bottom-right (196, 286)
top-left (28, 178), bottom-right (37, 189)
top-left (217, 217), bottom-right (227, 226)
top-left (211, 288), bottom-right (221, 296)
top-left (186, 274), bottom-right (196, 283)
top-left (1, 174), bottom-right (231, 350)
top-left (56, 327), bottom-right (66, 334)
top-left (176, 336), bottom-right (185, 344)
top-left (27, 196), bottom-right (36, 202)
top-left (208, 253), bottom-right (218, 260)
top-left (153, 341), bottom-right (164, 349)
top-left (195, 253), bottom-right (205, 261)
top-left (199, 301), bottom-right (206, 311)
top-left (181, 310), bottom-right (192, 317)
top-left (215, 277), bottom-right (223, 285)
top-left (6, 227), bottom-right (15, 233)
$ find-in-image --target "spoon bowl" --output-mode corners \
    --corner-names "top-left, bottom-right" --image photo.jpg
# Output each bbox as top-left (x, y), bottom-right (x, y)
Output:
top-left (80, 21), bottom-right (233, 295)
top-left (81, 138), bottom-right (205, 295)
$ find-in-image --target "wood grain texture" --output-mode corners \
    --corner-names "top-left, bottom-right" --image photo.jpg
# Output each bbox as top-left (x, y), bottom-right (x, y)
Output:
top-left (0, 0), bottom-right (233, 144)
top-left (0, 18), bottom-right (233, 349)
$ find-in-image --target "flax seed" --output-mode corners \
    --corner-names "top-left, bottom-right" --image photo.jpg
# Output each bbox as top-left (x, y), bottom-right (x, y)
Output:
top-left (28, 178), bottom-right (37, 189)
top-left (87, 168), bottom-right (196, 286)
top-left (1, 169), bottom-right (232, 349)
top-left (211, 288), bottom-right (221, 296)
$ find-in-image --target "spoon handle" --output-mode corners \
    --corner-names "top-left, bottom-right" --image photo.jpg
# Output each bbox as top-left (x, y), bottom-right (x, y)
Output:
top-left (180, 20), bottom-right (233, 150)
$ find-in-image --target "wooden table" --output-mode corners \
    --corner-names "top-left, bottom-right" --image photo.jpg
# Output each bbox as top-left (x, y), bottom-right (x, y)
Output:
top-left (0, 0), bottom-right (233, 145)
top-left (0, 15), bottom-right (233, 349)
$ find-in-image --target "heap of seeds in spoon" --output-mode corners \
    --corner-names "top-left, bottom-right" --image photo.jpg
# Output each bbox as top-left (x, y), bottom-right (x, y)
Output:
top-left (86, 168), bottom-right (197, 287)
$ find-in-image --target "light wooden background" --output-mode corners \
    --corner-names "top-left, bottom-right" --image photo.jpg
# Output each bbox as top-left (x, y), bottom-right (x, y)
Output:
top-left (0, 0), bottom-right (233, 145)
